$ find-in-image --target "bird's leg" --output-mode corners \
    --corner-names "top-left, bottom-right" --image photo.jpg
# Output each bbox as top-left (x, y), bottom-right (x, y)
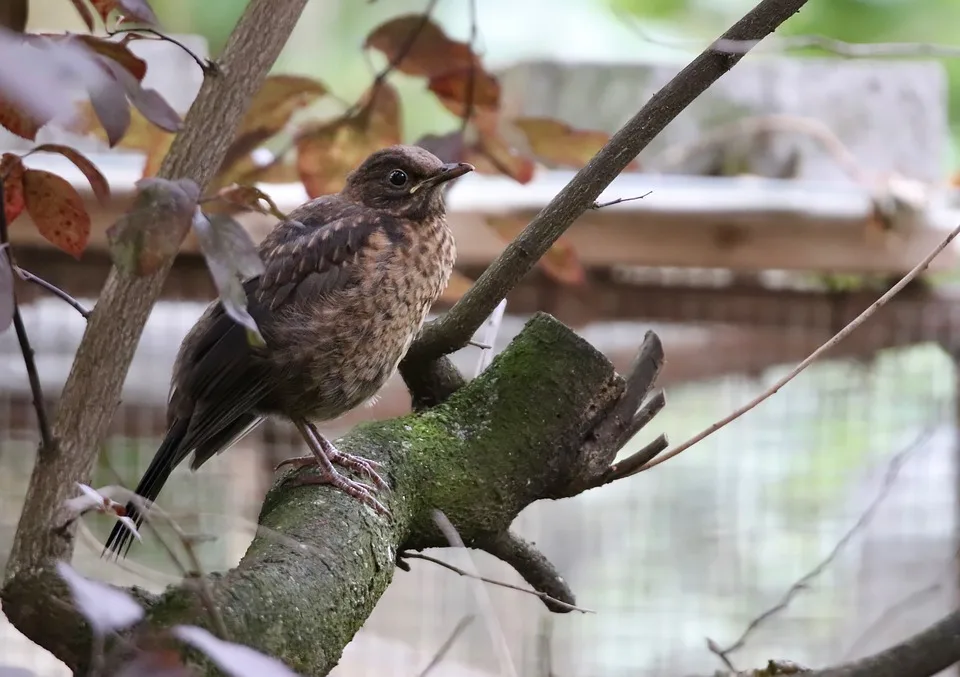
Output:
top-left (307, 422), bottom-right (389, 489)
top-left (279, 420), bottom-right (390, 516)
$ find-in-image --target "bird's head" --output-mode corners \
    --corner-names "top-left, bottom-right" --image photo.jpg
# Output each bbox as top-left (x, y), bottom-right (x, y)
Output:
top-left (341, 145), bottom-right (474, 220)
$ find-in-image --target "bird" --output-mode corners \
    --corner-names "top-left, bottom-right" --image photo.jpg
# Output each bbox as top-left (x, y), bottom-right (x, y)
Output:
top-left (103, 144), bottom-right (474, 558)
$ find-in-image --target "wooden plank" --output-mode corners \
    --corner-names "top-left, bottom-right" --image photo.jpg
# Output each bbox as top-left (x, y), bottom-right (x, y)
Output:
top-left (7, 153), bottom-right (957, 275)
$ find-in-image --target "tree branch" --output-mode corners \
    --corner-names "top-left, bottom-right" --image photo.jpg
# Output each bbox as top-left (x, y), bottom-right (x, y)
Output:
top-left (403, 0), bottom-right (812, 366)
top-left (1, 314), bottom-right (634, 675)
top-left (3, 0), bottom-right (312, 582)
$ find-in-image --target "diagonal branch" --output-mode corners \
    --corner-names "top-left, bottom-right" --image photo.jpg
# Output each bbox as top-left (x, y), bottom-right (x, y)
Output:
top-left (404, 0), bottom-right (813, 366)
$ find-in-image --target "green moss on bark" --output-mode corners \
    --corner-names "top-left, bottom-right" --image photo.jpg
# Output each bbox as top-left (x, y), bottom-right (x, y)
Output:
top-left (2, 313), bottom-right (623, 676)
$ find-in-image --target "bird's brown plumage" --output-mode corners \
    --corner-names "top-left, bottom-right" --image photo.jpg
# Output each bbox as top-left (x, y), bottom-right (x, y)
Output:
top-left (104, 145), bottom-right (473, 557)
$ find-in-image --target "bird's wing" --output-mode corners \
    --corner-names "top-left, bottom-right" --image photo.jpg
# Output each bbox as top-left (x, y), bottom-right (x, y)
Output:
top-left (173, 198), bottom-right (404, 467)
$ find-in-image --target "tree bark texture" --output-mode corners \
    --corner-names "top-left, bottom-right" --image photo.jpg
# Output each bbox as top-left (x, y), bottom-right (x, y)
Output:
top-left (2, 314), bottom-right (625, 676)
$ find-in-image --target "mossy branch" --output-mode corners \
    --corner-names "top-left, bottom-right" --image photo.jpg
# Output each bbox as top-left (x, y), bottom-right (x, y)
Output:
top-left (2, 314), bottom-right (664, 676)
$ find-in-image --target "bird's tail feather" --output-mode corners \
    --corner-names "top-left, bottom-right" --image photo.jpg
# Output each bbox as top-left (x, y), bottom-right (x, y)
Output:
top-left (103, 417), bottom-right (190, 560)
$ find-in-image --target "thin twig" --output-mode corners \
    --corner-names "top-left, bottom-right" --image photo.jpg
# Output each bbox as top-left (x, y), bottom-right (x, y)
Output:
top-left (417, 615), bottom-right (475, 677)
top-left (707, 430), bottom-right (932, 666)
top-left (399, 551), bottom-right (593, 614)
top-left (0, 185), bottom-right (54, 453)
top-left (615, 11), bottom-right (960, 60)
top-left (641, 221), bottom-right (960, 473)
top-left (405, 0), bottom-right (812, 365)
top-left (591, 192), bottom-right (652, 209)
top-left (14, 266), bottom-right (90, 319)
top-left (430, 511), bottom-right (518, 677)
top-left (108, 27), bottom-right (217, 74)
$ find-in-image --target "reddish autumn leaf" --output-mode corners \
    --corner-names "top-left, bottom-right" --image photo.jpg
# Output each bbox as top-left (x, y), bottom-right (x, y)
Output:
top-left (91, 0), bottom-right (159, 28)
top-left (416, 131), bottom-right (466, 164)
top-left (1, 153), bottom-right (25, 224)
top-left (30, 144), bottom-right (111, 205)
top-left (100, 58), bottom-right (181, 132)
top-left (428, 68), bottom-right (501, 122)
top-left (210, 184), bottom-right (287, 221)
top-left (0, 31), bottom-right (115, 141)
top-left (107, 178), bottom-right (199, 275)
top-left (240, 75), bottom-right (328, 139)
top-left (70, 0), bottom-right (96, 31)
top-left (23, 169), bottom-right (91, 259)
top-left (296, 83), bottom-right (401, 198)
top-left (487, 215), bottom-right (586, 286)
top-left (471, 134), bottom-right (535, 184)
top-left (439, 270), bottom-right (474, 304)
top-left (0, 96), bottom-right (44, 141)
top-left (73, 34), bottom-right (148, 81)
top-left (364, 15), bottom-right (475, 78)
top-left (513, 117), bottom-right (638, 170)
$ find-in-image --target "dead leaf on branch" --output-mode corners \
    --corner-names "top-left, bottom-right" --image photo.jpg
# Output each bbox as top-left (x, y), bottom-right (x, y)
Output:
top-left (72, 34), bottom-right (148, 80)
top-left (415, 130), bottom-right (535, 185)
top-left (0, 29), bottom-right (115, 141)
top-left (208, 184), bottom-right (287, 221)
top-left (90, 0), bottom-right (160, 29)
top-left (23, 169), bottom-right (91, 259)
top-left (428, 67), bottom-right (501, 125)
top-left (487, 215), bottom-right (586, 285)
top-left (192, 209), bottom-right (266, 346)
top-left (217, 75), bottom-right (330, 187)
top-left (1, 153), bottom-right (25, 224)
top-left (513, 117), bottom-right (641, 170)
top-left (107, 177), bottom-right (199, 276)
top-left (364, 15), bottom-right (476, 78)
top-left (28, 144), bottom-right (111, 205)
top-left (296, 82), bottom-right (401, 198)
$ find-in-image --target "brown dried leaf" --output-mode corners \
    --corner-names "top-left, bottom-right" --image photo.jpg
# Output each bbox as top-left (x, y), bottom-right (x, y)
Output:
top-left (428, 68), bottom-right (501, 121)
top-left (23, 169), bottom-right (91, 259)
top-left (415, 131), bottom-right (466, 164)
top-left (240, 75), bottom-right (328, 139)
top-left (91, 0), bottom-right (159, 28)
top-left (73, 35), bottom-right (148, 80)
top-left (296, 83), bottom-right (401, 198)
top-left (513, 117), bottom-right (638, 170)
top-left (100, 58), bottom-right (181, 132)
top-left (0, 96), bottom-right (44, 141)
top-left (1, 153), bottom-right (25, 224)
top-left (89, 76), bottom-right (132, 147)
top-left (472, 134), bottom-right (535, 184)
top-left (487, 215), bottom-right (585, 285)
top-left (106, 177), bottom-right (199, 275)
top-left (30, 144), bottom-right (111, 205)
top-left (211, 184), bottom-right (287, 220)
top-left (364, 15), bottom-right (475, 78)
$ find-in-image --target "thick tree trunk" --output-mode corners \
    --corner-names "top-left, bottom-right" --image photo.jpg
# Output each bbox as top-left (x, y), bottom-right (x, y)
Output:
top-left (1, 313), bottom-right (626, 676)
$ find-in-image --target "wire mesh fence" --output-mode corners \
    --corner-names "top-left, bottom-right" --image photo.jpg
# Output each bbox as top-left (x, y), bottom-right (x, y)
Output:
top-left (2, 266), bottom-right (958, 677)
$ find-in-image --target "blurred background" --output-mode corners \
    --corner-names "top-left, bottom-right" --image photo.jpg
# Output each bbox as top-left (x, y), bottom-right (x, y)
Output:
top-left (5, 0), bottom-right (960, 676)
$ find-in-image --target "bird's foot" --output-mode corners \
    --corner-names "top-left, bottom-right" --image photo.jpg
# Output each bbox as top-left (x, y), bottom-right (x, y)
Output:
top-left (283, 465), bottom-right (390, 517)
top-left (324, 447), bottom-right (389, 490)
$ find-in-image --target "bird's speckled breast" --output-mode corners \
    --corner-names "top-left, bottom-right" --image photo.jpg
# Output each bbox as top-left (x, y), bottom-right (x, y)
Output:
top-left (266, 218), bottom-right (456, 422)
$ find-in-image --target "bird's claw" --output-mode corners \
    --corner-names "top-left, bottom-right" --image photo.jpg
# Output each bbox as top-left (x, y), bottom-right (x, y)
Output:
top-left (325, 448), bottom-right (389, 490)
top-left (284, 470), bottom-right (391, 517)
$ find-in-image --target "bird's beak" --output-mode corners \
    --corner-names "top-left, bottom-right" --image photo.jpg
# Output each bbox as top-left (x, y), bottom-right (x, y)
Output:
top-left (413, 162), bottom-right (475, 192)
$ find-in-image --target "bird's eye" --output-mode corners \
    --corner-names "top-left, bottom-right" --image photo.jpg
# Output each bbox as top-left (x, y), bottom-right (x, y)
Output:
top-left (388, 169), bottom-right (408, 187)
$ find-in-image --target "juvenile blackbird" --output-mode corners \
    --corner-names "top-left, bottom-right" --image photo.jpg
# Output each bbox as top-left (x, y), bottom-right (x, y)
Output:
top-left (104, 145), bottom-right (474, 558)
